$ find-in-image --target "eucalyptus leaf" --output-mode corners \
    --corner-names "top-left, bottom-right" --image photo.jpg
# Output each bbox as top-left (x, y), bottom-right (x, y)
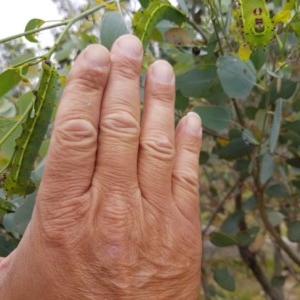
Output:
top-left (0, 236), bottom-right (18, 256)
top-left (260, 152), bottom-right (274, 184)
top-left (242, 129), bottom-right (259, 146)
top-left (193, 106), bottom-right (231, 132)
top-left (0, 99), bottom-right (16, 117)
top-left (213, 267), bottom-right (235, 292)
top-left (287, 221), bottom-right (300, 242)
top-left (269, 78), bottom-right (297, 103)
top-left (270, 99), bottom-right (282, 153)
top-left (0, 69), bottom-right (22, 98)
top-left (286, 157), bottom-right (300, 168)
top-left (266, 183), bottom-right (289, 198)
top-left (217, 138), bottom-right (252, 160)
top-left (209, 231), bottom-right (237, 247)
top-left (24, 18), bottom-right (45, 43)
top-left (176, 67), bottom-right (217, 98)
top-left (14, 194), bottom-right (36, 235)
top-left (221, 211), bottom-right (244, 235)
top-left (236, 227), bottom-right (259, 247)
top-left (267, 210), bottom-right (284, 227)
top-left (217, 55), bottom-right (256, 98)
top-left (101, 12), bottom-right (129, 50)
top-left (175, 90), bottom-right (189, 111)
top-left (3, 213), bottom-right (15, 233)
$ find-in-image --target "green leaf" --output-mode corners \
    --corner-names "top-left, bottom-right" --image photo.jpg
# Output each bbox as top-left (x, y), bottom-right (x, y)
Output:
top-left (209, 231), bottom-right (237, 247)
top-left (270, 99), bottom-right (282, 154)
top-left (3, 213), bottom-right (15, 233)
top-left (250, 47), bottom-right (267, 71)
top-left (0, 198), bottom-right (14, 213)
top-left (287, 221), bottom-right (300, 242)
top-left (0, 93), bottom-right (34, 149)
top-left (139, 0), bottom-right (150, 8)
top-left (266, 183), bottom-right (289, 198)
top-left (269, 78), bottom-right (297, 103)
top-left (100, 12), bottom-right (129, 50)
top-left (0, 236), bottom-right (18, 256)
top-left (17, 91), bottom-right (35, 115)
top-left (286, 157), bottom-right (300, 168)
top-left (260, 152), bottom-right (274, 184)
top-left (199, 151), bottom-right (210, 165)
top-left (54, 40), bottom-right (75, 61)
top-left (234, 159), bottom-right (250, 178)
top-left (217, 138), bottom-right (253, 160)
top-left (217, 56), bottom-right (256, 98)
top-left (271, 276), bottom-right (286, 287)
top-left (0, 69), bottom-right (22, 98)
top-left (133, 0), bottom-right (186, 49)
top-left (0, 118), bottom-right (18, 142)
top-left (267, 210), bottom-right (284, 227)
top-left (0, 99), bottom-right (16, 117)
top-left (175, 90), bottom-right (189, 111)
top-left (242, 129), bottom-right (259, 146)
top-left (213, 267), bottom-right (235, 292)
top-left (242, 195), bottom-right (257, 210)
top-left (283, 120), bottom-right (300, 132)
top-left (285, 131), bottom-right (300, 147)
top-left (236, 227), bottom-right (259, 247)
top-left (221, 211), bottom-right (244, 235)
top-left (24, 18), bottom-right (45, 43)
top-left (14, 194), bottom-right (36, 235)
top-left (193, 106), bottom-right (231, 132)
top-left (176, 67), bottom-right (217, 98)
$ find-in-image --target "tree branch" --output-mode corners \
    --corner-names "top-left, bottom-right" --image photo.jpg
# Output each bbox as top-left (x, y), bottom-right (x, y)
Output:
top-left (235, 187), bottom-right (282, 300)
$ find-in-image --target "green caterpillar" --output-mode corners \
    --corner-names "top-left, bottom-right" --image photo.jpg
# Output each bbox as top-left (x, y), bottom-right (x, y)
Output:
top-left (4, 61), bottom-right (60, 196)
top-left (238, 0), bottom-right (274, 47)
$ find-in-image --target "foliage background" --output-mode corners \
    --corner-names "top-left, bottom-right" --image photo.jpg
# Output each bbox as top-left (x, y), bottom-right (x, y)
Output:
top-left (0, 0), bottom-right (299, 299)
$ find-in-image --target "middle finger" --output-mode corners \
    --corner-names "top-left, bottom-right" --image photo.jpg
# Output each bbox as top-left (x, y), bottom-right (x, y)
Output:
top-left (93, 35), bottom-right (143, 191)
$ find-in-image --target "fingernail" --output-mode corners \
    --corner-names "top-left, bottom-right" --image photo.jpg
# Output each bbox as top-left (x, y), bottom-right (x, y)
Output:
top-left (116, 35), bottom-right (143, 58)
top-left (151, 61), bottom-right (174, 84)
top-left (186, 112), bottom-right (202, 136)
top-left (83, 45), bottom-right (110, 68)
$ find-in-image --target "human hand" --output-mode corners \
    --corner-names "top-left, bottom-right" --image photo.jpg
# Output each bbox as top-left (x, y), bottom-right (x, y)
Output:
top-left (0, 35), bottom-right (202, 299)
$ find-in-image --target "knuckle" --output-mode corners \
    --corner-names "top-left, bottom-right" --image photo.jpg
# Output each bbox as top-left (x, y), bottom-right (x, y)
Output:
top-left (111, 55), bottom-right (141, 81)
top-left (173, 170), bottom-right (199, 189)
top-left (140, 135), bottom-right (174, 160)
top-left (36, 197), bottom-right (89, 246)
top-left (67, 68), bottom-right (107, 94)
top-left (182, 137), bottom-right (201, 150)
top-left (54, 119), bottom-right (97, 147)
top-left (101, 111), bottom-right (140, 137)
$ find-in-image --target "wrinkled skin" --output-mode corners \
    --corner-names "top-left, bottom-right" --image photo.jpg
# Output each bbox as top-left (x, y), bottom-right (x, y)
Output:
top-left (0, 35), bottom-right (202, 299)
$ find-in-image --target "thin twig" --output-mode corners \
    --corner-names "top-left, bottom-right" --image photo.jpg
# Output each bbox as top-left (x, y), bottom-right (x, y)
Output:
top-left (256, 184), bottom-right (300, 267)
top-left (235, 186), bottom-right (282, 300)
top-left (202, 180), bottom-right (240, 236)
top-left (0, 0), bottom-right (115, 61)
top-left (45, 1), bottom-right (115, 59)
top-left (231, 98), bottom-right (245, 127)
top-left (0, 21), bottom-right (68, 44)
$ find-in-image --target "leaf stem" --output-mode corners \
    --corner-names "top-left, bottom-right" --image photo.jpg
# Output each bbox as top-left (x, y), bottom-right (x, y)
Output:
top-left (0, 0), bottom-right (115, 61)
top-left (231, 98), bottom-right (245, 127)
top-left (0, 21), bottom-right (68, 44)
top-left (45, 1), bottom-right (115, 59)
top-left (202, 180), bottom-right (240, 236)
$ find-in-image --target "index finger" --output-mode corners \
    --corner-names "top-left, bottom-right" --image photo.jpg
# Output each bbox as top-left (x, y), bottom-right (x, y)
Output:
top-left (39, 45), bottom-right (111, 199)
